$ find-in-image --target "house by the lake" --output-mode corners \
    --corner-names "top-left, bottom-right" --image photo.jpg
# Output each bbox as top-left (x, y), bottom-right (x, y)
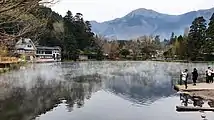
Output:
top-left (15, 38), bottom-right (61, 62)
top-left (36, 46), bottom-right (61, 62)
top-left (15, 38), bottom-right (37, 62)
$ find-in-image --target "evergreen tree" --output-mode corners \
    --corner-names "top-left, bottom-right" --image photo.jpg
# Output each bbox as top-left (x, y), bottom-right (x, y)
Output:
top-left (206, 13), bottom-right (214, 54)
top-left (120, 49), bottom-right (130, 58)
top-left (169, 32), bottom-right (175, 45)
top-left (180, 36), bottom-right (188, 59)
top-left (176, 35), bottom-right (188, 59)
top-left (154, 35), bottom-right (161, 45)
top-left (63, 11), bottom-right (78, 60)
top-left (188, 16), bottom-right (207, 60)
top-left (207, 13), bottom-right (214, 39)
top-left (96, 46), bottom-right (104, 60)
top-left (174, 37), bottom-right (180, 56)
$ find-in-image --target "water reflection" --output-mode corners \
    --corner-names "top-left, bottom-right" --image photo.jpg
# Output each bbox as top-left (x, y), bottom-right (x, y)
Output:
top-left (0, 67), bottom-right (102, 120)
top-left (104, 73), bottom-right (175, 105)
top-left (179, 93), bottom-right (214, 108)
top-left (0, 61), bottom-right (213, 120)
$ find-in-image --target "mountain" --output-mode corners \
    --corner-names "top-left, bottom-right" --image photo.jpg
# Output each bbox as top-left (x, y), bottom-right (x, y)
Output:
top-left (90, 8), bottom-right (214, 40)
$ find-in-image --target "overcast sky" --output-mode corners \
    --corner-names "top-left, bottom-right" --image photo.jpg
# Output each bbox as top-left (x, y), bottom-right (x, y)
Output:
top-left (51, 0), bottom-right (214, 22)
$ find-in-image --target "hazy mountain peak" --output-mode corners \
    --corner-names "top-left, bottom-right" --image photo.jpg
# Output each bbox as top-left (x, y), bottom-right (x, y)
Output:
top-left (126, 8), bottom-right (163, 18)
top-left (90, 7), bottom-right (214, 40)
top-left (131, 8), bottom-right (157, 14)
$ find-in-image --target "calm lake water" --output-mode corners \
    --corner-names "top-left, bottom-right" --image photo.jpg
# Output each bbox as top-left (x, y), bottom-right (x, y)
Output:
top-left (0, 61), bottom-right (214, 120)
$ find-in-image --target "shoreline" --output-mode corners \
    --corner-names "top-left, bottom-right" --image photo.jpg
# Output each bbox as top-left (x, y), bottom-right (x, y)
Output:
top-left (0, 62), bottom-right (27, 75)
top-left (151, 59), bottom-right (214, 63)
top-left (63, 59), bottom-right (214, 63)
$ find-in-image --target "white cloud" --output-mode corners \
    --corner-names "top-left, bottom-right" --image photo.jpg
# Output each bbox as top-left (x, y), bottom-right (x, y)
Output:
top-left (51, 0), bottom-right (214, 22)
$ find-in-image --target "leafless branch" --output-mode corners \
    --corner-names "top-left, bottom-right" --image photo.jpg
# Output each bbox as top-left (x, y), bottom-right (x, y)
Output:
top-left (0, 0), bottom-right (58, 50)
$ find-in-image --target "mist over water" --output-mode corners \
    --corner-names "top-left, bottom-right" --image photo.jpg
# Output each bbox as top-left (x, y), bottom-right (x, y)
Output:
top-left (0, 61), bottom-right (214, 120)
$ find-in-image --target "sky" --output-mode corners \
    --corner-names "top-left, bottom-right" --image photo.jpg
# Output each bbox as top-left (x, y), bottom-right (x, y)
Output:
top-left (51, 0), bottom-right (214, 22)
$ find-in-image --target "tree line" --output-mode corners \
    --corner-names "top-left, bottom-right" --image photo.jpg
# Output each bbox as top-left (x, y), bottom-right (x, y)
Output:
top-left (1, 1), bottom-right (214, 61)
top-left (164, 13), bottom-right (214, 61)
top-left (95, 35), bottom-right (162, 60)
top-left (37, 9), bottom-right (100, 60)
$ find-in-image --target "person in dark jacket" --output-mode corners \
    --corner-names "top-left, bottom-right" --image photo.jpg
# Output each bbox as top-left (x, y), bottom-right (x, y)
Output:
top-left (192, 68), bottom-right (198, 86)
top-left (211, 69), bottom-right (214, 83)
top-left (206, 67), bottom-right (212, 83)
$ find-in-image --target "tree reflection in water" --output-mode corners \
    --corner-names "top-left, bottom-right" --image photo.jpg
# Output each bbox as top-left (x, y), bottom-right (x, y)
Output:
top-left (179, 93), bottom-right (214, 108)
top-left (0, 74), bottom-right (102, 120)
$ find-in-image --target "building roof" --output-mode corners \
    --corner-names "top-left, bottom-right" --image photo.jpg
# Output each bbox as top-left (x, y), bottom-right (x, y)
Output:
top-left (36, 46), bottom-right (61, 50)
top-left (15, 38), bottom-right (36, 51)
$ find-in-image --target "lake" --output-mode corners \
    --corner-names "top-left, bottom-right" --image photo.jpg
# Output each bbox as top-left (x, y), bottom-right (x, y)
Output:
top-left (0, 61), bottom-right (214, 120)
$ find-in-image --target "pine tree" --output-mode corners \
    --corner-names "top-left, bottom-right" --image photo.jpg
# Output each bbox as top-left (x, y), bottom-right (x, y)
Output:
top-left (207, 13), bottom-right (214, 39)
top-left (188, 16), bottom-right (207, 60)
top-left (176, 35), bottom-right (188, 59)
top-left (169, 32), bottom-right (175, 45)
top-left (206, 13), bottom-right (214, 54)
top-left (63, 11), bottom-right (78, 60)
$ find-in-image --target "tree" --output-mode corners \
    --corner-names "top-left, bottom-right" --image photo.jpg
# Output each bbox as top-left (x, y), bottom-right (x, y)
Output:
top-left (0, 0), bottom-right (57, 49)
top-left (163, 48), bottom-right (173, 60)
top-left (184, 27), bottom-right (189, 37)
top-left (188, 16), bottom-right (207, 60)
top-left (206, 13), bottom-right (214, 54)
top-left (93, 35), bottom-right (105, 60)
top-left (137, 36), bottom-right (158, 59)
top-left (126, 39), bottom-right (141, 60)
top-left (175, 35), bottom-right (188, 59)
top-left (169, 32), bottom-right (175, 44)
top-left (120, 49), bottom-right (130, 58)
top-left (174, 37), bottom-right (180, 56)
top-left (207, 13), bottom-right (214, 40)
top-left (72, 13), bottom-right (94, 51)
top-left (154, 35), bottom-right (161, 45)
top-left (0, 45), bottom-right (8, 57)
top-left (37, 7), bottom-right (64, 47)
top-left (109, 41), bottom-right (119, 59)
top-left (62, 11), bottom-right (78, 60)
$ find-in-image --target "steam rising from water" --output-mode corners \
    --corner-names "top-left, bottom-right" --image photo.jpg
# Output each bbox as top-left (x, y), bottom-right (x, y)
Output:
top-left (0, 61), bottom-right (211, 88)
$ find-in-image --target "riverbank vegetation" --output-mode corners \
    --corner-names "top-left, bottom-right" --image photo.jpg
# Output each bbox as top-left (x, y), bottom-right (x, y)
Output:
top-left (1, 1), bottom-right (214, 61)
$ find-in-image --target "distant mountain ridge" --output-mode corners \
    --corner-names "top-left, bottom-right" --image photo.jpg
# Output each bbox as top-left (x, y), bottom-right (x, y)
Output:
top-left (90, 7), bottom-right (214, 40)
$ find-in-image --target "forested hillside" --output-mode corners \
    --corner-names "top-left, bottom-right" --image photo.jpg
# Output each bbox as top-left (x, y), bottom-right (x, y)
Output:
top-left (0, 1), bottom-right (103, 60)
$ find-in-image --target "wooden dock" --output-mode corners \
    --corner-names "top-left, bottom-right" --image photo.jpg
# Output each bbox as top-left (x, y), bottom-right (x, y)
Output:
top-left (174, 83), bottom-right (214, 92)
top-left (176, 106), bottom-right (214, 112)
top-left (175, 83), bottom-right (214, 111)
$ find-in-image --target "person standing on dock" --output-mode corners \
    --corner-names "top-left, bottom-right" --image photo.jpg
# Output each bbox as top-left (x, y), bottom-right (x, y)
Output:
top-left (211, 69), bottom-right (214, 83)
top-left (206, 67), bottom-right (212, 83)
top-left (192, 68), bottom-right (198, 86)
top-left (181, 69), bottom-right (188, 89)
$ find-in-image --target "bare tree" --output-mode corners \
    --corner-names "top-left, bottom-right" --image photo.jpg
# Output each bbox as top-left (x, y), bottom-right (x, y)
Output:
top-left (0, 0), bottom-right (58, 52)
top-left (124, 35), bottom-right (158, 59)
